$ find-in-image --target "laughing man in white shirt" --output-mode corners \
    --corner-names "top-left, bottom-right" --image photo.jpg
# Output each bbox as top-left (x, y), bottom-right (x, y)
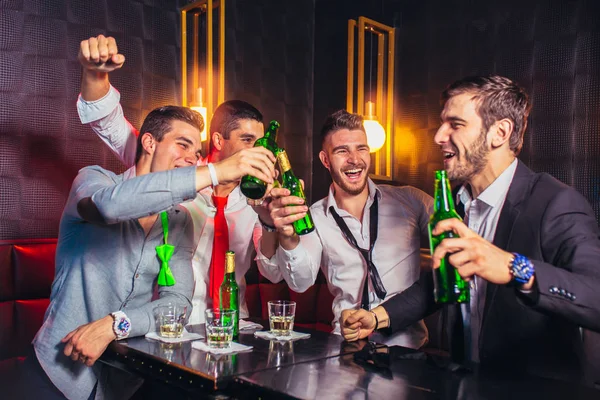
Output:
top-left (257, 110), bottom-right (433, 348)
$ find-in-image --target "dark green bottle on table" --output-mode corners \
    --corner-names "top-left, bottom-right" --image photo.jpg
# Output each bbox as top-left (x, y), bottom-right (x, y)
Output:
top-left (240, 120), bottom-right (280, 199)
top-left (220, 251), bottom-right (239, 337)
top-left (429, 170), bottom-right (469, 304)
top-left (277, 150), bottom-right (315, 235)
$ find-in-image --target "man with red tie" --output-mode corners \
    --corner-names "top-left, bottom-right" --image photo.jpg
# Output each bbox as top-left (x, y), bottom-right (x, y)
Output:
top-left (76, 35), bottom-right (278, 323)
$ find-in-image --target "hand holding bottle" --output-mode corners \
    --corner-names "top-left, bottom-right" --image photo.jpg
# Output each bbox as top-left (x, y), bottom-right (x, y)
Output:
top-left (211, 147), bottom-right (276, 186)
top-left (267, 186), bottom-right (309, 238)
top-left (240, 121), bottom-right (281, 199)
top-left (431, 218), bottom-right (514, 286)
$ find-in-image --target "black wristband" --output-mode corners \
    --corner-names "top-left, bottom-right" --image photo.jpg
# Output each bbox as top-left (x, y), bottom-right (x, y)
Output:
top-left (258, 217), bottom-right (277, 233)
top-left (370, 310), bottom-right (379, 331)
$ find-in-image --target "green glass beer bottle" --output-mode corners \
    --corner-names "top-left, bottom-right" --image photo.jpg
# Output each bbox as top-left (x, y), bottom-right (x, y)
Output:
top-left (429, 170), bottom-right (469, 304)
top-left (276, 150), bottom-right (315, 235)
top-left (220, 250), bottom-right (239, 337)
top-left (240, 120), bottom-right (280, 199)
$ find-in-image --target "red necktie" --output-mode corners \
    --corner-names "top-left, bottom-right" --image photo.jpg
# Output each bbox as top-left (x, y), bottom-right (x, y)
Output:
top-left (209, 195), bottom-right (229, 310)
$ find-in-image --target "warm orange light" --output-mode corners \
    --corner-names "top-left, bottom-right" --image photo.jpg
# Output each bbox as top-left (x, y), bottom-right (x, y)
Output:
top-left (363, 101), bottom-right (386, 152)
top-left (190, 87), bottom-right (208, 142)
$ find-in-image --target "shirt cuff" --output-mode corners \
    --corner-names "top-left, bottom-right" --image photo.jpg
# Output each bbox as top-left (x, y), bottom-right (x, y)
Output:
top-left (515, 278), bottom-right (540, 306)
top-left (77, 85), bottom-right (121, 124)
top-left (277, 243), bottom-right (304, 264)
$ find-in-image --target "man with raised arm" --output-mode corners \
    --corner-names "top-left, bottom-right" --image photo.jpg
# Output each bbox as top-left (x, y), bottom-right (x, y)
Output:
top-left (76, 35), bottom-right (279, 324)
top-left (23, 102), bottom-right (275, 399)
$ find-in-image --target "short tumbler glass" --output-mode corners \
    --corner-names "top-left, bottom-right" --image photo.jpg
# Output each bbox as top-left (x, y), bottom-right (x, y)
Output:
top-left (268, 300), bottom-right (296, 337)
top-left (154, 304), bottom-right (187, 338)
top-left (205, 309), bottom-right (236, 348)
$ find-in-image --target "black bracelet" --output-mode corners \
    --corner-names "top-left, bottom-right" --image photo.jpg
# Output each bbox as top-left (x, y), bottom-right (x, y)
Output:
top-left (258, 217), bottom-right (277, 233)
top-left (370, 310), bottom-right (379, 331)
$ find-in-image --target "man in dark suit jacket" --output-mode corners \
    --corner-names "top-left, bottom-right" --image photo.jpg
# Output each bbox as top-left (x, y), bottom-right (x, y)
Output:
top-left (340, 75), bottom-right (600, 384)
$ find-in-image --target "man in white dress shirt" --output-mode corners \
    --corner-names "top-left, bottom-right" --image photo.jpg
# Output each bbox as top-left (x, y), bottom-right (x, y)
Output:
top-left (76, 35), bottom-right (277, 323)
top-left (257, 110), bottom-right (433, 348)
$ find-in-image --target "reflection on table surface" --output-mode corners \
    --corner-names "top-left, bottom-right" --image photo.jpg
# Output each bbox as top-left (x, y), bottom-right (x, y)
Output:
top-left (103, 325), bottom-right (600, 399)
top-left (106, 322), bottom-right (350, 382)
top-left (238, 346), bottom-right (600, 400)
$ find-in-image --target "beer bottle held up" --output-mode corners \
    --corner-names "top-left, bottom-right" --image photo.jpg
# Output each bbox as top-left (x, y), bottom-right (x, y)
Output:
top-left (277, 150), bottom-right (315, 235)
top-left (429, 170), bottom-right (469, 304)
top-left (240, 120), bottom-right (280, 199)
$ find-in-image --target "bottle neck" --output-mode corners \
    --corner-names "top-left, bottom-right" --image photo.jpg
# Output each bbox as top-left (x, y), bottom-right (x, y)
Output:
top-left (263, 122), bottom-right (279, 142)
top-left (434, 174), bottom-right (456, 213)
top-left (277, 151), bottom-right (292, 174)
top-left (224, 252), bottom-right (235, 274)
top-left (224, 271), bottom-right (236, 281)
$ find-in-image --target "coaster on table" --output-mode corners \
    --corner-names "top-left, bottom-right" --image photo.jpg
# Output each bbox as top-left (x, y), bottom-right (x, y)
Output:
top-left (145, 328), bottom-right (203, 344)
top-left (254, 330), bottom-right (311, 342)
top-left (192, 341), bottom-right (253, 355)
top-left (239, 319), bottom-right (263, 331)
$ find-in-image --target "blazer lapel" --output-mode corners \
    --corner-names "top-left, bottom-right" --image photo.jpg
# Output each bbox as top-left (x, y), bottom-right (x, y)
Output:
top-left (483, 160), bottom-right (534, 315)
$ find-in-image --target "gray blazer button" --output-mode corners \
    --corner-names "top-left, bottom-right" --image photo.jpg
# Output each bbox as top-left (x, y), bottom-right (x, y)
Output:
top-left (549, 286), bottom-right (558, 294)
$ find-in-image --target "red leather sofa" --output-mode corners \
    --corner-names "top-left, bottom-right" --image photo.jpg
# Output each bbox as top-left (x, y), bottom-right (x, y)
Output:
top-left (0, 239), bottom-right (57, 397)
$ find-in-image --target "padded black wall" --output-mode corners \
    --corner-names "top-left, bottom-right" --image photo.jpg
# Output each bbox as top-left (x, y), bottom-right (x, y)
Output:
top-left (224, 0), bottom-right (315, 201)
top-left (1, 0), bottom-right (599, 239)
top-left (312, 0), bottom-right (600, 225)
top-left (0, 0), bottom-right (185, 239)
top-left (0, 0), bottom-right (315, 239)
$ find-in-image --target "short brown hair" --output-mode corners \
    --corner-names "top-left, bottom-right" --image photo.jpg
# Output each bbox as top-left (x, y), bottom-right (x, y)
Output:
top-left (320, 109), bottom-right (365, 147)
top-left (136, 106), bottom-right (204, 163)
top-left (441, 75), bottom-right (532, 155)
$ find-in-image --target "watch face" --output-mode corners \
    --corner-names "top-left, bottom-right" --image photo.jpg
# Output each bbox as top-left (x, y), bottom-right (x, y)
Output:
top-left (512, 254), bottom-right (534, 284)
top-left (118, 318), bottom-right (131, 333)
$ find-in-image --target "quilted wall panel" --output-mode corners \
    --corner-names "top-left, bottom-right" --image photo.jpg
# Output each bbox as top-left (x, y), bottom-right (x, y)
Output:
top-left (0, 0), bottom-right (316, 240)
top-left (0, 0), bottom-right (187, 239)
top-left (312, 0), bottom-right (600, 224)
top-left (225, 0), bottom-right (315, 201)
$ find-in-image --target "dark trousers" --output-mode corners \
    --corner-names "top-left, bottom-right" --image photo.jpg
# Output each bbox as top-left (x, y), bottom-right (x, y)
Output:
top-left (20, 347), bottom-right (97, 400)
top-left (21, 347), bottom-right (67, 400)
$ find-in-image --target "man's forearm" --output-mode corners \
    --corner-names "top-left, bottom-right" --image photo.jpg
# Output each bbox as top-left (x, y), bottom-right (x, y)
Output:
top-left (81, 69), bottom-right (110, 101)
top-left (260, 230), bottom-right (280, 259)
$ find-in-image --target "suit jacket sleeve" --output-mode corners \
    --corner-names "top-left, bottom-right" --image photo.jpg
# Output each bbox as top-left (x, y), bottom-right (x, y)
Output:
top-left (531, 185), bottom-right (600, 331)
top-left (382, 269), bottom-right (441, 333)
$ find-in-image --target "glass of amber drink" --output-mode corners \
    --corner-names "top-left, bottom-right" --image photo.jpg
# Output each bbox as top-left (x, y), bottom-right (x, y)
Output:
top-left (154, 304), bottom-right (187, 338)
top-left (268, 300), bottom-right (296, 337)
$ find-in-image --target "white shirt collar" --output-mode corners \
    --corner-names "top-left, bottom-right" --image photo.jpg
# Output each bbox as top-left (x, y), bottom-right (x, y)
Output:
top-left (457, 158), bottom-right (518, 207)
top-left (324, 178), bottom-right (382, 217)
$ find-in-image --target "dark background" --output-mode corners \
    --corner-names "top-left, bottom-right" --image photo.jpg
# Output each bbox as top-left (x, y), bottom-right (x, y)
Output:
top-left (1, 0), bottom-right (599, 240)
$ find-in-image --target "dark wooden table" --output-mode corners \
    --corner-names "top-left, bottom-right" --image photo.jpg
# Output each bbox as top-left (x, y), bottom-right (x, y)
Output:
top-left (237, 346), bottom-right (600, 399)
top-left (100, 322), bottom-right (357, 396)
top-left (100, 323), bottom-right (600, 399)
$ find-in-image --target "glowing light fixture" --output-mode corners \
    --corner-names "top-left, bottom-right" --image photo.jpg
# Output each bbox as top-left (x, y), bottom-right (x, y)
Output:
top-left (190, 87), bottom-right (208, 142)
top-left (347, 16), bottom-right (395, 179)
top-left (181, 0), bottom-right (226, 151)
top-left (363, 101), bottom-right (385, 152)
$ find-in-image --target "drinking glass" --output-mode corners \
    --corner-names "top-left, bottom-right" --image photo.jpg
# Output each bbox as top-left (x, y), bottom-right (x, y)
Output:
top-left (154, 304), bottom-right (187, 338)
top-left (268, 300), bottom-right (296, 337)
top-left (205, 309), bottom-right (236, 348)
